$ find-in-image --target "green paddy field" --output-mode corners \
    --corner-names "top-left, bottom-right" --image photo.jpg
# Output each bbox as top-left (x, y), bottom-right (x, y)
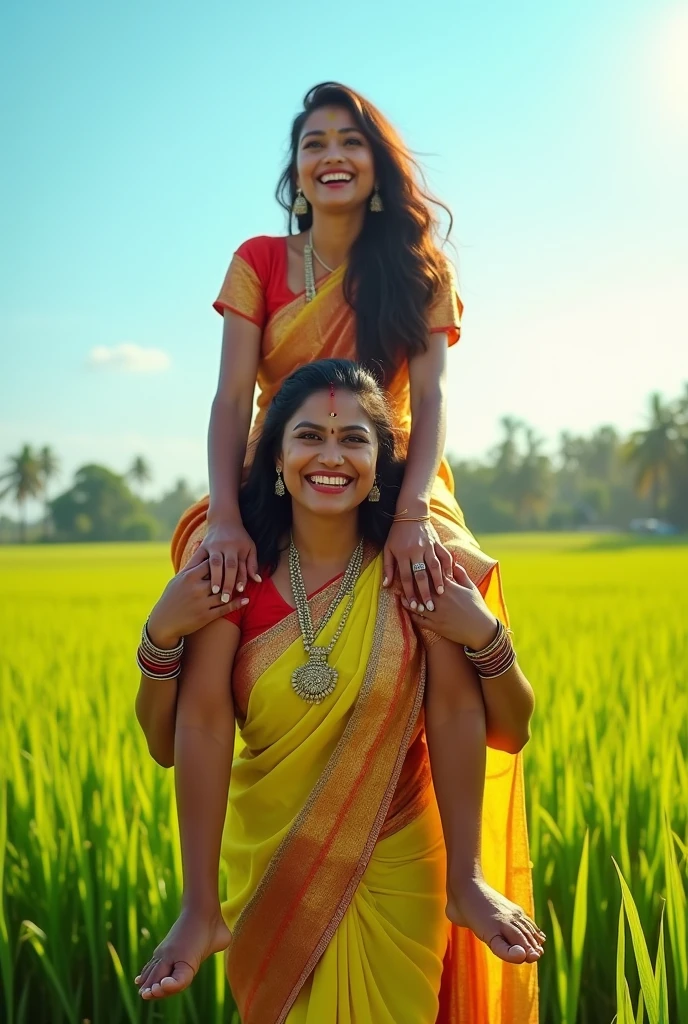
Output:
top-left (1, 536), bottom-right (686, 1023)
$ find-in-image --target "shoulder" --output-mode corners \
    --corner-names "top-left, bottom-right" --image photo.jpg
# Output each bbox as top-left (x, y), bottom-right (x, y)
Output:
top-left (234, 235), bottom-right (287, 275)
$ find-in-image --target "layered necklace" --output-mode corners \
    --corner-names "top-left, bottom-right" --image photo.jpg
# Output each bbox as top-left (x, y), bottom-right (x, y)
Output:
top-left (289, 538), bottom-right (364, 703)
top-left (303, 230), bottom-right (338, 303)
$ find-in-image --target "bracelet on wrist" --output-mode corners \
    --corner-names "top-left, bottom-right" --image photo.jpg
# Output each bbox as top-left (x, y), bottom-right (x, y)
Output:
top-left (464, 621), bottom-right (516, 679)
top-left (137, 620), bottom-right (184, 679)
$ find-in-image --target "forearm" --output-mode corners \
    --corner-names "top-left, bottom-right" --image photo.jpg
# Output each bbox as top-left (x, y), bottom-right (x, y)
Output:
top-left (397, 388), bottom-right (445, 511)
top-left (134, 616), bottom-right (182, 767)
top-left (175, 706), bottom-right (235, 912)
top-left (482, 660), bottom-right (535, 754)
top-left (425, 639), bottom-right (486, 880)
top-left (135, 675), bottom-right (178, 767)
top-left (207, 394), bottom-right (253, 519)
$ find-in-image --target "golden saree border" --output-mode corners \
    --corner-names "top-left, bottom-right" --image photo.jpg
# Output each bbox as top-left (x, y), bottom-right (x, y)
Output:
top-left (213, 252), bottom-right (266, 327)
top-left (226, 587), bottom-right (426, 1024)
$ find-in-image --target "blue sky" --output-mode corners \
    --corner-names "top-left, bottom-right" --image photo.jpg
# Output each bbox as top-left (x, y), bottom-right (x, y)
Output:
top-left (2, 0), bottom-right (687, 510)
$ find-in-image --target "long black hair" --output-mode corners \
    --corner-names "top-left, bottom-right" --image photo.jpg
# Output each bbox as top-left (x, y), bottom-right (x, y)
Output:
top-left (239, 359), bottom-right (404, 574)
top-left (276, 82), bottom-right (453, 383)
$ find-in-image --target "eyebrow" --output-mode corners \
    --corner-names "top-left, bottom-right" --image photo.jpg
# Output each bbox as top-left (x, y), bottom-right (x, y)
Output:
top-left (293, 421), bottom-right (370, 433)
top-left (300, 127), bottom-right (361, 141)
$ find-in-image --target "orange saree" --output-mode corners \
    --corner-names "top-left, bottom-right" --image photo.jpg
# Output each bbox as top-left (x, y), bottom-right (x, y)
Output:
top-left (174, 235), bottom-right (538, 1022)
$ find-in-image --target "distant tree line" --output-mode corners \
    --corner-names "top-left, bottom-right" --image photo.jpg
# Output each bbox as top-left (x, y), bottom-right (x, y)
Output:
top-left (448, 387), bottom-right (688, 532)
top-left (1, 386), bottom-right (686, 543)
top-left (0, 454), bottom-right (200, 544)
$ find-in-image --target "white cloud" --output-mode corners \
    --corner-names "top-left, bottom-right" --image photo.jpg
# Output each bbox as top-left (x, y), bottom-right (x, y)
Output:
top-left (87, 343), bottom-right (171, 373)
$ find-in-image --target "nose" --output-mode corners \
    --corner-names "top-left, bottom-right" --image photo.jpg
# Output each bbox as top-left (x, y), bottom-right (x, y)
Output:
top-left (318, 441), bottom-right (345, 466)
top-left (322, 140), bottom-right (345, 163)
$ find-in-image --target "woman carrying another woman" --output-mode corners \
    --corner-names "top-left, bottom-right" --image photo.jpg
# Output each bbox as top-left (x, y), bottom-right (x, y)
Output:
top-left (135, 360), bottom-right (542, 1023)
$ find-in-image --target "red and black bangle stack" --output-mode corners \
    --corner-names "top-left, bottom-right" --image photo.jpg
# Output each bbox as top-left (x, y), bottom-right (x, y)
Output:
top-left (464, 620), bottom-right (516, 679)
top-left (136, 621), bottom-right (184, 680)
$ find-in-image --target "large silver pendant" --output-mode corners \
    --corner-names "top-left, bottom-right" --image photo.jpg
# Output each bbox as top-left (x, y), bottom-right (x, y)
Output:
top-left (291, 646), bottom-right (338, 704)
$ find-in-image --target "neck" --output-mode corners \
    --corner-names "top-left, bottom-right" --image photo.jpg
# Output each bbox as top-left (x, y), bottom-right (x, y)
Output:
top-left (310, 208), bottom-right (365, 268)
top-left (290, 507), bottom-right (360, 568)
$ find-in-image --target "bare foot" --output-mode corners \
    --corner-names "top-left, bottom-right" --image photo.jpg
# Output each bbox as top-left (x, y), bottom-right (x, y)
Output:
top-left (134, 906), bottom-right (232, 999)
top-left (447, 877), bottom-right (546, 964)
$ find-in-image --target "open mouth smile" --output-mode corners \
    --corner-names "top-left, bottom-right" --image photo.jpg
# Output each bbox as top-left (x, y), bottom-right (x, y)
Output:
top-left (305, 473), bottom-right (353, 493)
top-left (318, 172), bottom-right (354, 187)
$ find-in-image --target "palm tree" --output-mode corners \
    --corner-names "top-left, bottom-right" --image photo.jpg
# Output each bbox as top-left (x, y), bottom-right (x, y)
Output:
top-left (127, 455), bottom-right (152, 498)
top-left (37, 445), bottom-right (60, 539)
top-left (624, 392), bottom-right (678, 516)
top-left (0, 445), bottom-right (43, 542)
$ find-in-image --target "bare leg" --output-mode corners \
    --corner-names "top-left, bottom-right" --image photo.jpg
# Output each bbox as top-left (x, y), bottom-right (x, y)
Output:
top-left (424, 637), bottom-right (545, 963)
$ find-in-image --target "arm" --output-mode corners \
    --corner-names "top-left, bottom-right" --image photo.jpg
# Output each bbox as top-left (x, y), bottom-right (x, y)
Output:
top-left (207, 311), bottom-right (261, 522)
top-left (383, 334), bottom-right (453, 604)
top-left (404, 567), bottom-right (535, 753)
top-left (135, 618), bottom-right (240, 999)
top-left (185, 310), bottom-right (263, 598)
top-left (135, 559), bottom-right (247, 768)
top-left (400, 333), bottom-right (447, 514)
top-left (478, 661), bottom-right (534, 754)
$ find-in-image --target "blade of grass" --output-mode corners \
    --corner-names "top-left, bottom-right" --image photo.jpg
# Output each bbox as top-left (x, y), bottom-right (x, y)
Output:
top-left (613, 858), bottom-right (659, 1024)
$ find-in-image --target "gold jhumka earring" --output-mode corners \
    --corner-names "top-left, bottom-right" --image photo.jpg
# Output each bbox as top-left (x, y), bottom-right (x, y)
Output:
top-left (369, 186), bottom-right (383, 213)
top-left (275, 467), bottom-right (286, 496)
top-left (368, 477), bottom-right (381, 502)
top-left (293, 188), bottom-right (308, 216)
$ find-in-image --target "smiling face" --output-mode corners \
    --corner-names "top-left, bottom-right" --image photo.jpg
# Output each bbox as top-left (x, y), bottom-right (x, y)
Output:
top-left (296, 105), bottom-right (376, 215)
top-left (278, 388), bottom-right (378, 517)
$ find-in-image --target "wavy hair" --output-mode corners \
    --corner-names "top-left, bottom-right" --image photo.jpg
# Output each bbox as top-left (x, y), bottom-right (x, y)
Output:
top-left (276, 82), bottom-right (453, 381)
top-left (239, 359), bottom-right (404, 573)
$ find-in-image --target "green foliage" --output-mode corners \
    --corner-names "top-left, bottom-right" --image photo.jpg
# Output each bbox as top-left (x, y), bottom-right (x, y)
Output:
top-left (0, 536), bottom-right (686, 1022)
top-left (450, 386), bottom-right (688, 533)
top-left (146, 479), bottom-right (201, 536)
top-left (50, 465), bottom-right (157, 542)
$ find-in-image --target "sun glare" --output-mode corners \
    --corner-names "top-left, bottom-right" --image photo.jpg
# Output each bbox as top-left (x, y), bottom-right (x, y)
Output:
top-left (653, 7), bottom-right (688, 126)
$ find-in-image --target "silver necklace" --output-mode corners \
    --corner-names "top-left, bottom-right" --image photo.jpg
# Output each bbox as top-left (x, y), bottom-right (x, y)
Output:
top-left (303, 231), bottom-right (336, 303)
top-left (288, 539), bottom-right (364, 703)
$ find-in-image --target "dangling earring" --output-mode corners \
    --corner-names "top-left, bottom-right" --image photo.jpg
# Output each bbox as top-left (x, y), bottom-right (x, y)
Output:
top-left (275, 467), bottom-right (285, 497)
top-left (368, 476), bottom-right (381, 502)
top-left (293, 188), bottom-right (308, 216)
top-left (370, 186), bottom-right (383, 213)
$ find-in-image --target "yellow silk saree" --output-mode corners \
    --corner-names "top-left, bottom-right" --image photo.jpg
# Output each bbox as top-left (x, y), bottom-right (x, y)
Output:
top-left (220, 551), bottom-right (538, 1023)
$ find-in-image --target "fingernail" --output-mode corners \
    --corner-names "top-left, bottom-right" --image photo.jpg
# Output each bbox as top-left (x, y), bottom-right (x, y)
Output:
top-left (426, 600), bottom-right (434, 611)
top-left (437, 585), bottom-right (444, 594)
top-left (212, 585), bottom-right (220, 595)
top-left (221, 593), bottom-right (230, 604)
top-left (410, 601), bottom-right (417, 610)
top-left (382, 577), bottom-right (389, 587)
top-left (143, 988), bottom-right (151, 995)
top-left (254, 574), bottom-right (262, 582)
top-left (418, 604), bottom-right (425, 613)
top-left (241, 598), bottom-right (249, 606)
top-left (236, 582), bottom-right (244, 592)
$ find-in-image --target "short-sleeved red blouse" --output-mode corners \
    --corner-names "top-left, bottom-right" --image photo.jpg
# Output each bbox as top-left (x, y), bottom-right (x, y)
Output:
top-left (224, 570), bottom-right (344, 647)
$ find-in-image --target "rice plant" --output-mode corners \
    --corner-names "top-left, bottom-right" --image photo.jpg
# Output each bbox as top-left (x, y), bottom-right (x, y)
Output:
top-left (0, 536), bottom-right (686, 1023)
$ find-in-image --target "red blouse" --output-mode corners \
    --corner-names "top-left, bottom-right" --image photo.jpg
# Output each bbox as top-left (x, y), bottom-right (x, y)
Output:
top-left (212, 234), bottom-right (462, 346)
top-left (224, 571), bottom-right (344, 647)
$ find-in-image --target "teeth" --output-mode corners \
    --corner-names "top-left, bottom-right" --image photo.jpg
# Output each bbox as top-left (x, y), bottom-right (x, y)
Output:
top-left (309, 475), bottom-right (349, 486)
top-left (320, 173), bottom-right (352, 183)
